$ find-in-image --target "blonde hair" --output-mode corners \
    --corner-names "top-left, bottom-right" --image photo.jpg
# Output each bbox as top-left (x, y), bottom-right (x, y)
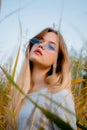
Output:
top-left (10, 28), bottom-right (71, 126)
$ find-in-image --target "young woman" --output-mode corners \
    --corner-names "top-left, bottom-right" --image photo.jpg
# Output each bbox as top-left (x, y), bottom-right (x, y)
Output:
top-left (10, 28), bottom-right (77, 130)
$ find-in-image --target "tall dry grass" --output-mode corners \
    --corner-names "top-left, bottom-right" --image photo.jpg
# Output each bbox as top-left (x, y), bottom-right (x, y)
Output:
top-left (70, 48), bottom-right (87, 129)
top-left (0, 42), bottom-right (87, 130)
top-left (0, 1), bottom-right (87, 129)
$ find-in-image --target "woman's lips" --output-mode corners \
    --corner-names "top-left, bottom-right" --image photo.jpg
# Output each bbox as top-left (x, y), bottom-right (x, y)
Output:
top-left (34, 49), bottom-right (42, 55)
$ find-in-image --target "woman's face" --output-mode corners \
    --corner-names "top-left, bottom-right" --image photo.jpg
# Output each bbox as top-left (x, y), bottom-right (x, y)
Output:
top-left (29, 32), bottom-right (58, 69)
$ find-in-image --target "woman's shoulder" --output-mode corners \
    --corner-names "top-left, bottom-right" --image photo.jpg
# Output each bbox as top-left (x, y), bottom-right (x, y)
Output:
top-left (52, 88), bottom-right (73, 102)
top-left (51, 88), bottom-right (76, 114)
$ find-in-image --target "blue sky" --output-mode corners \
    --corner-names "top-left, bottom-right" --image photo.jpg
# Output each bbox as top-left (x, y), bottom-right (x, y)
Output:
top-left (0, 0), bottom-right (87, 65)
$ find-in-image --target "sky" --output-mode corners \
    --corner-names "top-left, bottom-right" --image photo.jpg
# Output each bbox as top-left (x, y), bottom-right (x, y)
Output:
top-left (0, 0), bottom-right (87, 66)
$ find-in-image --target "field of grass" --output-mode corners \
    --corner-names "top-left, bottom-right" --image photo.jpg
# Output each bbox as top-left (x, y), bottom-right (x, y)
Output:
top-left (0, 43), bottom-right (87, 130)
top-left (0, 1), bottom-right (87, 129)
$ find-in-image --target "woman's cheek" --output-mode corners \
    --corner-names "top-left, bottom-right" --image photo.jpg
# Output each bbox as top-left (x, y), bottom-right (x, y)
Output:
top-left (44, 53), bottom-right (55, 65)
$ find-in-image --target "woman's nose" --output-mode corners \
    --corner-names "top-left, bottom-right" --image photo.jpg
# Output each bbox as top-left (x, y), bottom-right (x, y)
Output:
top-left (38, 42), bottom-right (45, 49)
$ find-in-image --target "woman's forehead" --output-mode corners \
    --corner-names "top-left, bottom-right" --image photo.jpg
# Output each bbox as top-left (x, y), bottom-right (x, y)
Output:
top-left (43, 32), bottom-right (58, 43)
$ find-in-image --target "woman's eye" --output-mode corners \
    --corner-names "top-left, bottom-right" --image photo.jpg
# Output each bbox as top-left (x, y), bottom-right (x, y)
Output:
top-left (49, 43), bottom-right (55, 48)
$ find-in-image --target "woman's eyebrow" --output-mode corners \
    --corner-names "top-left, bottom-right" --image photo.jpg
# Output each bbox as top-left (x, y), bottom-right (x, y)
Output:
top-left (48, 40), bottom-right (56, 45)
top-left (42, 37), bottom-right (56, 44)
top-left (40, 37), bottom-right (44, 40)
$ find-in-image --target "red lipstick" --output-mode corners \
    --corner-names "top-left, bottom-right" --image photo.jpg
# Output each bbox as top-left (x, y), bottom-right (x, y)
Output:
top-left (34, 49), bottom-right (42, 55)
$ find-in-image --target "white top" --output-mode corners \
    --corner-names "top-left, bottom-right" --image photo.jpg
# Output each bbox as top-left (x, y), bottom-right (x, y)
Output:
top-left (18, 88), bottom-right (77, 130)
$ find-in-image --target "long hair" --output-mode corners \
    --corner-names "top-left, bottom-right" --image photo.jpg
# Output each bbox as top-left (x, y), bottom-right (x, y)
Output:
top-left (10, 27), bottom-right (71, 126)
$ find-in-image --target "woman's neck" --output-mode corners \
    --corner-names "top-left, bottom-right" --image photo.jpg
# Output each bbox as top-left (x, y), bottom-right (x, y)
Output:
top-left (30, 65), bottom-right (49, 92)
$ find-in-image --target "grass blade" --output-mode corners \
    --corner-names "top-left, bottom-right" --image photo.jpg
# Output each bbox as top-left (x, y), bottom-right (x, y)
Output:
top-left (0, 7), bottom-right (23, 23)
top-left (11, 46), bottom-right (20, 80)
top-left (0, 0), bottom-right (1, 13)
top-left (71, 79), bottom-right (85, 84)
